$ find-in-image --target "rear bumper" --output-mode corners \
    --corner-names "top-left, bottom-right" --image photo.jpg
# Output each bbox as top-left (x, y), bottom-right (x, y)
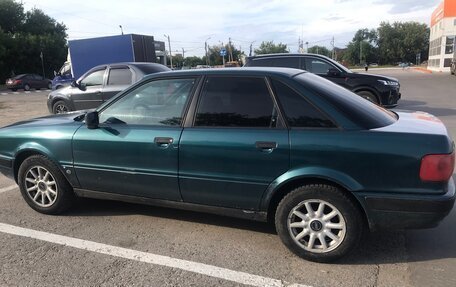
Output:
top-left (356, 179), bottom-right (455, 230)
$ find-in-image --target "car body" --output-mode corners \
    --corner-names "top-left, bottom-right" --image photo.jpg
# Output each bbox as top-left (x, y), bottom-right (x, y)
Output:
top-left (244, 53), bottom-right (401, 107)
top-left (47, 62), bottom-right (170, 114)
top-left (0, 68), bottom-right (454, 262)
top-left (5, 74), bottom-right (52, 91)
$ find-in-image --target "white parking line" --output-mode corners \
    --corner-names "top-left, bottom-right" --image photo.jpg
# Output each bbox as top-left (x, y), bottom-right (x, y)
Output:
top-left (0, 222), bottom-right (311, 287)
top-left (0, 185), bottom-right (17, 193)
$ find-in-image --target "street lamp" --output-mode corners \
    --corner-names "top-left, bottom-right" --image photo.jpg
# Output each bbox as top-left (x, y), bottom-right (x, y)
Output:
top-left (164, 34), bottom-right (173, 69)
top-left (119, 25), bottom-right (123, 35)
top-left (205, 37), bottom-right (211, 66)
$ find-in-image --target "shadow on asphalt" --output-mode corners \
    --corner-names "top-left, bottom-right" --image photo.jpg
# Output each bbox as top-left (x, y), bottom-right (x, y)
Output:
top-left (63, 197), bottom-right (456, 265)
top-left (398, 100), bottom-right (456, 117)
top-left (66, 197), bottom-right (277, 235)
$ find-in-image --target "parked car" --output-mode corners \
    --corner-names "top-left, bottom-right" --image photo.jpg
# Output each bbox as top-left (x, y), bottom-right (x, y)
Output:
top-left (0, 68), bottom-right (454, 263)
top-left (5, 74), bottom-right (52, 91)
top-left (244, 54), bottom-right (401, 107)
top-left (47, 62), bottom-right (170, 114)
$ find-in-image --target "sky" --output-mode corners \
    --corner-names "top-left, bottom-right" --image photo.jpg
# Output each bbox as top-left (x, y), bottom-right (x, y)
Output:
top-left (23, 0), bottom-right (441, 57)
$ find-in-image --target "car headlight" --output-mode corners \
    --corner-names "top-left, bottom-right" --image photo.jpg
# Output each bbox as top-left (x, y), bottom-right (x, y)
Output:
top-left (378, 80), bottom-right (399, 86)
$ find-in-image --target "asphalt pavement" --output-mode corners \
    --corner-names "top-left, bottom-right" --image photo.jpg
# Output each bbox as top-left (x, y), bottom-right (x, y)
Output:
top-left (0, 69), bottom-right (455, 287)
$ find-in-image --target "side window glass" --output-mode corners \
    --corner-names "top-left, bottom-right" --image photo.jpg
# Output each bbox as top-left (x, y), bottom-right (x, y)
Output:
top-left (107, 68), bottom-right (133, 85)
top-left (274, 57), bottom-right (300, 69)
top-left (252, 59), bottom-right (274, 67)
top-left (305, 58), bottom-right (334, 74)
top-left (272, 79), bottom-right (336, 128)
top-left (81, 69), bottom-right (105, 86)
top-left (195, 77), bottom-right (276, 127)
top-left (99, 78), bottom-right (195, 126)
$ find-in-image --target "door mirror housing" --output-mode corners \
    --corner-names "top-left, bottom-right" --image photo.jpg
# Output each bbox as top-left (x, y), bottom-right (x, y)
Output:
top-left (327, 68), bottom-right (341, 77)
top-left (71, 80), bottom-right (87, 91)
top-left (85, 111), bottom-right (99, 129)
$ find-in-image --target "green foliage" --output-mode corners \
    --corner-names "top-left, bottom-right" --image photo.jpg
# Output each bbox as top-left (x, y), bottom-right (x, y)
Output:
top-left (254, 41), bottom-right (288, 55)
top-left (377, 21), bottom-right (429, 64)
top-left (343, 22), bottom-right (429, 65)
top-left (308, 45), bottom-right (331, 57)
top-left (207, 44), bottom-right (244, 66)
top-left (185, 56), bottom-right (204, 67)
top-left (0, 0), bottom-right (67, 81)
top-left (343, 28), bottom-right (378, 65)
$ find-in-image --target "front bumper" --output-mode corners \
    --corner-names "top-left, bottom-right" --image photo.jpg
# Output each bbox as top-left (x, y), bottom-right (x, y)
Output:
top-left (356, 179), bottom-right (455, 230)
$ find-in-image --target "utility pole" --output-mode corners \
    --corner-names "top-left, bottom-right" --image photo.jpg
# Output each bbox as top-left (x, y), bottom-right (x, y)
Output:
top-left (164, 34), bottom-right (173, 69)
top-left (40, 51), bottom-right (45, 78)
top-left (182, 48), bottom-right (185, 58)
top-left (359, 40), bottom-right (363, 65)
top-left (205, 37), bottom-right (211, 66)
top-left (221, 42), bottom-right (225, 66)
top-left (330, 36), bottom-right (335, 59)
top-left (249, 41), bottom-right (255, 56)
top-left (305, 41), bottom-right (309, 53)
top-left (228, 37), bottom-right (233, 62)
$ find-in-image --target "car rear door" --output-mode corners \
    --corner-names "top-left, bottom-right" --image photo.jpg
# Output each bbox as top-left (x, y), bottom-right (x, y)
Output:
top-left (72, 76), bottom-right (198, 200)
top-left (102, 65), bottom-right (134, 102)
top-left (178, 75), bottom-right (290, 210)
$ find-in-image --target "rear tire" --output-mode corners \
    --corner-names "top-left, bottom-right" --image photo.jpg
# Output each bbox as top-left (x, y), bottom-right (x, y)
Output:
top-left (356, 91), bottom-right (379, 105)
top-left (47, 82), bottom-right (52, 89)
top-left (275, 184), bottom-right (364, 263)
top-left (18, 155), bottom-right (75, 214)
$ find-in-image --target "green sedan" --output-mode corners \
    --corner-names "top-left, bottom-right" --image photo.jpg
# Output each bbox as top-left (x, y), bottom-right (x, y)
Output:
top-left (0, 68), bottom-right (454, 262)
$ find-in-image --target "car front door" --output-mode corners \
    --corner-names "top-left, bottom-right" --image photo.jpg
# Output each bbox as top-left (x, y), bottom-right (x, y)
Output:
top-left (71, 68), bottom-right (106, 110)
top-left (303, 57), bottom-right (348, 88)
top-left (72, 77), bottom-right (198, 200)
top-left (102, 66), bottom-right (134, 102)
top-left (179, 76), bottom-right (290, 210)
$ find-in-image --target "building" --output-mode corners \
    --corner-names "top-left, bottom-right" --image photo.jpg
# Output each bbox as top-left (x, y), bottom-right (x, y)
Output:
top-left (428, 0), bottom-right (456, 72)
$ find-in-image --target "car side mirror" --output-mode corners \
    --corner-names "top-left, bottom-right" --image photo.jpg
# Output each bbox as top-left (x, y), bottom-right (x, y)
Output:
top-left (79, 82), bottom-right (87, 91)
top-left (327, 68), bottom-right (341, 77)
top-left (85, 111), bottom-right (99, 129)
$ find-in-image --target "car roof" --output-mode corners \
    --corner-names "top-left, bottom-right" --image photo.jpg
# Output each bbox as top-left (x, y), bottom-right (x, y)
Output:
top-left (143, 67), bottom-right (307, 79)
top-left (247, 53), bottom-right (330, 60)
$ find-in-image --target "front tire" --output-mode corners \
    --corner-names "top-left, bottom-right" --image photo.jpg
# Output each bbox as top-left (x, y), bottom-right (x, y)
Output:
top-left (356, 91), bottom-right (379, 105)
top-left (275, 184), bottom-right (364, 263)
top-left (52, 100), bottom-right (70, 114)
top-left (18, 155), bottom-right (75, 214)
top-left (24, 84), bottom-right (30, 91)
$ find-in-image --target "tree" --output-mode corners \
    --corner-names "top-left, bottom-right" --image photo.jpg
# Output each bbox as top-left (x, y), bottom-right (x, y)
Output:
top-left (377, 22), bottom-right (429, 64)
top-left (254, 41), bottom-right (288, 55)
top-left (185, 56), bottom-right (204, 67)
top-left (0, 1), bottom-right (67, 81)
top-left (343, 28), bottom-right (378, 65)
top-left (207, 44), bottom-right (244, 66)
top-left (308, 45), bottom-right (330, 57)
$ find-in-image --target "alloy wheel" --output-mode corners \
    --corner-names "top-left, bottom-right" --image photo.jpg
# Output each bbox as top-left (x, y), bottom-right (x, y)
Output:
top-left (24, 166), bottom-right (58, 207)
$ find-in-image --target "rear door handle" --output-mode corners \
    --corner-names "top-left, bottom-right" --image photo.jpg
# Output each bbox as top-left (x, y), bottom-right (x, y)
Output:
top-left (255, 141), bottom-right (278, 152)
top-left (154, 137), bottom-right (174, 148)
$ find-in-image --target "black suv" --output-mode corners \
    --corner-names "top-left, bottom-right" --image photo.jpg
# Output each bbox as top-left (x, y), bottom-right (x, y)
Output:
top-left (245, 54), bottom-right (401, 107)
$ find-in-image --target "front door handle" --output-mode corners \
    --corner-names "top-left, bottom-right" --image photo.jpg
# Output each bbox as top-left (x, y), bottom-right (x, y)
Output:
top-left (255, 141), bottom-right (278, 152)
top-left (154, 137), bottom-right (174, 148)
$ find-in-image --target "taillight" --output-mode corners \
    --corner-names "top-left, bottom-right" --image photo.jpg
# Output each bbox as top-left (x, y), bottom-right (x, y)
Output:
top-left (420, 152), bottom-right (455, 182)
top-left (14, 80), bottom-right (22, 84)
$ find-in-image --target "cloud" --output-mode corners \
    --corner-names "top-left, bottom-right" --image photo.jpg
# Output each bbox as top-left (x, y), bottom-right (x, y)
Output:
top-left (374, 0), bottom-right (440, 14)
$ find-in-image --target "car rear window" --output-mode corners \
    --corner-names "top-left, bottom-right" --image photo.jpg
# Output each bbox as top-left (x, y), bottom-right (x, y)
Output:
top-left (295, 73), bottom-right (397, 129)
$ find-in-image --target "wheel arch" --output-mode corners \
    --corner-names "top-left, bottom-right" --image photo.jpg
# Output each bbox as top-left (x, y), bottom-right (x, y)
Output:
top-left (51, 96), bottom-right (74, 112)
top-left (262, 170), bottom-right (369, 228)
top-left (352, 86), bottom-right (380, 102)
top-left (12, 146), bottom-right (72, 186)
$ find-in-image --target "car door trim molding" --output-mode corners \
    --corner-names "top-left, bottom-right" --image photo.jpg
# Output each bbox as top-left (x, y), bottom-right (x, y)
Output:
top-left (74, 188), bottom-right (268, 222)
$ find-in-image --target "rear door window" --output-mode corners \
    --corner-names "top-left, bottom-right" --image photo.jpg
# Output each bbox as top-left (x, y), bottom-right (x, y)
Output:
top-left (195, 76), bottom-right (278, 128)
top-left (251, 57), bottom-right (300, 69)
top-left (272, 79), bottom-right (336, 128)
top-left (107, 67), bottom-right (133, 86)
